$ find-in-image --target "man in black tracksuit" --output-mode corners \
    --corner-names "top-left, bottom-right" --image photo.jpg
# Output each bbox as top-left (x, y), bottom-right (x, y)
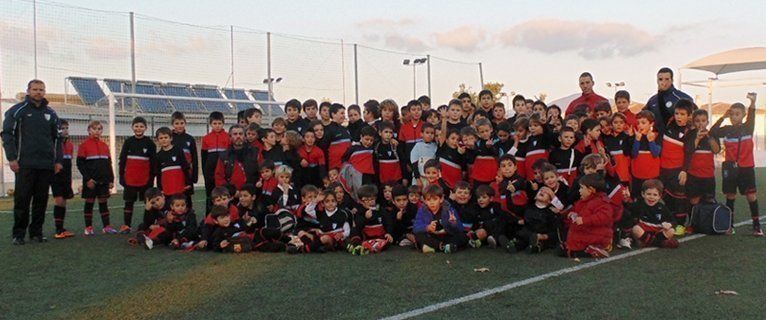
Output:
top-left (2, 80), bottom-right (63, 245)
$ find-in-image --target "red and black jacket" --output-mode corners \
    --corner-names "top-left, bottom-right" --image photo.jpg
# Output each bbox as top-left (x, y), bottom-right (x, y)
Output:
top-left (374, 141), bottom-right (406, 183)
top-left (119, 135), bottom-right (156, 188)
top-left (399, 120), bottom-right (423, 172)
top-left (272, 184), bottom-right (301, 213)
top-left (298, 145), bottom-right (327, 187)
top-left (286, 117), bottom-right (310, 135)
top-left (630, 134), bottom-right (661, 180)
top-left (660, 122), bottom-right (690, 170)
top-left (261, 144), bottom-right (289, 168)
top-left (548, 147), bottom-right (583, 187)
top-left (53, 139), bottom-right (74, 185)
top-left (325, 122), bottom-right (351, 170)
top-left (155, 145), bottom-right (191, 196)
top-left (470, 139), bottom-right (498, 184)
top-left (603, 132), bottom-right (632, 184)
top-left (511, 138), bottom-right (530, 179)
top-left (351, 203), bottom-right (393, 240)
top-left (172, 130), bottom-right (198, 184)
top-left (524, 130), bottom-right (556, 181)
top-left (200, 130), bottom-right (230, 179)
top-left (77, 136), bottom-right (114, 185)
top-left (711, 107), bottom-right (755, 168)
top-left (215, 146), bottom-right (260, 190)
top-left (435, 144), bottom-right (465, 189)
top-left (344, 144), bottom-right (375, 175)
top-left (684, 129), bottom-right (715, 179)
top-left (498, 174), bottom-right (528, 218)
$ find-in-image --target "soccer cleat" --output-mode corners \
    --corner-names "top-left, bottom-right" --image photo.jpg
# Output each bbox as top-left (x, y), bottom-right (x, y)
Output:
top-left (352, 245), bottom-right (369, 256)
top-left (674, 225), bottom-right (686, 237)
top-left (30, 235), bottom-right (48, 243)
top-left (753, 224), bottom-right (763, 237)
top-left (443, 243), bottom-right (455, 254)
top-left (102, 225), bottom-right (118, 234)
top-left (421, 244), bottom-right (436, 254)
top-left (486, 236), bottom-right (497, 249)
top-left (83, 226), bottom-right (95, 236)
top-left (399, 238), bottom-right (414, 247)
top-left (617, 237), bottom-right (632, 250)
top-left (468, 239), bottom-right (482, 248)
top-left (527, 234), bottom-right (542, 254)
top-left (661, 238), bottom-right (679, 249)
top-left (345, 243), bottom-right (356, 253)
top-left (12, 237), bottom-right (25, 245)
top-left (119, 225), bottom-right (132, 234)
top-left (135, 232), bottom-right (153, 250)
top-left (585, 245), bottom-right (610, 259)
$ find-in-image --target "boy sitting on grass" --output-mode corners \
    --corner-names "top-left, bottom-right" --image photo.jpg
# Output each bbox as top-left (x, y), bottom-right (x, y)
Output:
top-left (413, 184), bottom-right (467, 254)
top-left (626, 179), bottom-right (679, 249)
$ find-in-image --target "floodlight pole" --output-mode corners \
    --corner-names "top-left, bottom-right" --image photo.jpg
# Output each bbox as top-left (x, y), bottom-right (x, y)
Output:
top-left (426, 54), bottom-right (431, 99)
top-left (33, 0), bottom-right (38, 78)
top-left (354, 44), bottom-right (359, 105)
top-left (108, 94), bottom-right (117, 194)
top-left (230, 25), bottom-right (235, 88)
top-left (479, 62), bottom-right (484, 89)
top-left (130, 12), bottom-right (137, 113)
top-left (266, 32), bottom-right (273, 119)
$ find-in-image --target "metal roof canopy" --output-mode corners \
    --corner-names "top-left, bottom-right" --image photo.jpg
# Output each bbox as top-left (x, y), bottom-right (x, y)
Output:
top-left (680, 47), bottom-right (766, 113)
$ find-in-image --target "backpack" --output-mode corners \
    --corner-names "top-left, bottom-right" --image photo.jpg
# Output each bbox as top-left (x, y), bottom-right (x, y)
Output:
top-left (689, 199), bottom-right (732, 234)
top-left (265, 209), bottom-right (296, 233)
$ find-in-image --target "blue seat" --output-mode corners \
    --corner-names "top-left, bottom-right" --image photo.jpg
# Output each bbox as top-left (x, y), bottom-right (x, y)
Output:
top-left (68, 77), bottom-right (106, 105)
top-left (192, 85), bottom-right (232, 113)
top-left (222, 88), bottom-right (256, 111)
top-left (250, 89), bottom-right (284, 116)
top-left (160, 83), bottom-right (205, 113)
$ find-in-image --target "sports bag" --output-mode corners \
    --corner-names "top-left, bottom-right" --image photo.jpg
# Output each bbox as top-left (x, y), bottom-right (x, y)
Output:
top-left (689, 200), bottom-right (732, 234)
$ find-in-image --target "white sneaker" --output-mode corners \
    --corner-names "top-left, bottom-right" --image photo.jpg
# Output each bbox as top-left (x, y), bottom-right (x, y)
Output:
top-left (399, 238), bottom-right (414, 247)
top-left (617, 237), bottom-right (632, 249)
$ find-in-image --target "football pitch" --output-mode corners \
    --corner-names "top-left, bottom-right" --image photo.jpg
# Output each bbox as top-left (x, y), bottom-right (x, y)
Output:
top-left (1, 171), bottom-right (766, 320)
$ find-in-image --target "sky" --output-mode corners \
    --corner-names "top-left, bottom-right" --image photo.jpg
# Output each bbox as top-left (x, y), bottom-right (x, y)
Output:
top-left (2, 0), bottom-right (766, 107)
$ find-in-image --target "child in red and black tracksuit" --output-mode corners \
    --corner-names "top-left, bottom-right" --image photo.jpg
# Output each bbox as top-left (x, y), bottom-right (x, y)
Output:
top-left (297, 190), bottom-right (352, 252)
top-left (326, 104), bottom-right (352, 171)
top-left (399, 100), bottom-right (424, 183)
top-left (139, 195), bottom-right (198, 250)
top-left (272, 166), bottom-right (301, 213)
top-left (256, 160), bottom-right (278, 201)
top-left (510, 117), bottom-right (531, 180)
top-left (630, 110), bottom-right (661, 199)
top-left (523, 114), bottom-right (555, 183)
top-left (343, 126), bottom-right (377, 185)
top-left (659, 100), bottom-right (693, 233)
top-left (237, 184), bottom-right (288, 252)
top-left (51, 120), bottom-right (75, 239)
top-left (259, 128), bottom-right (289, 169)
top-left (518, 187), bottom-right (563, 253)
top-left (435, 130), bottom-right (466, 189)
top-left (625, 179), bottom-right (678, 248)
top-left (205, 205), bottom-right (257, 253)
top-left (118, 116), bottom-right (156, 234)
top-left (604, 113), bottom-right (633, 185)
top-left (549, 127), bottom-right (583, 187)
top-left (154, 127), bottom-right (192, 199)
top-left (375, 121), bottom-right (407, 185)
top-left (562, 173), bottom-right (622, 259)
top-left (684, 109), bottom-right (719, 207)
top-left (298, 128), bottom-right (327, 188)
top-left (200, 112), bottom-right (230, 212)
top-left (711, 93), bottom-right (761, 235)
top-left (284, 99), bottom-right (310, 134)
top-left (346, 185), bottom-right (394, 255)
top-left (470, 119), bottom-right (499, 186)
top-left (170, 112), bottom-right (198, 208)
top-left (385, 184), bottom-right (418, 246)
top-left (77, 120), bottom-right (116, 235)
top-left (413, 184), bottom-right (467, 253)
top-left (494, 156), bottom-right (527, 240)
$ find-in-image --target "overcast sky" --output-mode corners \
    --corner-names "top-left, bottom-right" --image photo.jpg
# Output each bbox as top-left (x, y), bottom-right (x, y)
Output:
top-left (3, 0), bottom-right (765, 106)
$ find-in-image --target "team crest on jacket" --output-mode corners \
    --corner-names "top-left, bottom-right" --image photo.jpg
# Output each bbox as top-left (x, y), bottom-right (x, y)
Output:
top-left (387, 150), bottom-right (392, 156)
top-left (186, 141), bottom-right (191, 146)
top-left (332, 223), bottom-right (337, 229)
top-left (143, 148), bottom-right (147, 153)
top-left (665, 101), bottom-right (672, 108)
top-left (44, 114), bottom-right (51, 121)
top-left (172, 156), bottom-right (177, 161)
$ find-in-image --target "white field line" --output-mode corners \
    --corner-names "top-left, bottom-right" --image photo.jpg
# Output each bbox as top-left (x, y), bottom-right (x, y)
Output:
top-left (381, 215), bottom-right (763, 320)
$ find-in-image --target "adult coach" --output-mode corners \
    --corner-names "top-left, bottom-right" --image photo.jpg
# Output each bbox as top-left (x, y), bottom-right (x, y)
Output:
top-left (644, 67), bottom-right (693, 133)
top-left (2, 79), bottom-right (63, 245)
top-left (214, 125), bottom-right (260, 191)
top-left (565, 72), bottom-right (608, 115)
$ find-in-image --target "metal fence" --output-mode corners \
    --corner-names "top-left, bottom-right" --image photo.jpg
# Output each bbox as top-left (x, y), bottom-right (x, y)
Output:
top-left (0, 0), bottom-right (483, 107)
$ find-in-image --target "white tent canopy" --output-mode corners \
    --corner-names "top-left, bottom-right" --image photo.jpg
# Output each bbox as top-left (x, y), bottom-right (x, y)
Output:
top-left (684, 47), bottom-right (766, 75)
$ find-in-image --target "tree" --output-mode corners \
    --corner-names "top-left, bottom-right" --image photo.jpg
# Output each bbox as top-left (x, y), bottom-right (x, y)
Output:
top-left (452, 82), bottom-right (505, 103)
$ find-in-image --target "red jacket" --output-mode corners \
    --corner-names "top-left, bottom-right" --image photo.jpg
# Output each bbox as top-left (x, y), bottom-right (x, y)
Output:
top-left (565, 192), bottom-right (619, 251)
top-left (565, 92), bottom-right (608, 116)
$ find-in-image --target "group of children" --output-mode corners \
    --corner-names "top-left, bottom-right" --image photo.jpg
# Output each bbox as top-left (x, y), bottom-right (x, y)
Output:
top-left (47, 84), bottom-right (761, 258)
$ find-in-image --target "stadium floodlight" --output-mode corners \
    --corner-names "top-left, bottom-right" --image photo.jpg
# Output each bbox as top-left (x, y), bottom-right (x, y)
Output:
top-left (403, 57), bottom-right (428, 99)
top-left (606, 81), bottom-right (626, 93)
top-left (262, 77), bottom-right (283, 84)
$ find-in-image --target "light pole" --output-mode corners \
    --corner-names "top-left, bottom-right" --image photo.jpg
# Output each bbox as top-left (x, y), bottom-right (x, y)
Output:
top-left (403, 58), bottom-right (427, 100)
top-left (606, 81), bottom-right (625, 94)
top-left (262, 77), bottom-right (282, 119)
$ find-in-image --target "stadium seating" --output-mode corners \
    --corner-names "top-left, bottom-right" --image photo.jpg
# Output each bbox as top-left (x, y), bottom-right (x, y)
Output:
top-left (160, 83), bottom-right (206, 113)
top-left (250, 89), bottom-right (285, 116)
top-left (192, 85), bottom-right (233, 113)
top-left (222, 88), bottom-right (256, 111)
top-left (68, 77), bottom-right (106, 105)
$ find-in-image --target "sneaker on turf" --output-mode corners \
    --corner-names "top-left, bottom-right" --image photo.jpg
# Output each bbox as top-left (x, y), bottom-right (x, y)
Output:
top-left (399, 238), bottom-right (414, 247)
top-left (674, 225), bottom-right (686, 237)
top-left (753, 223), bottom-right (763, 237)
top-left (468, 239), bottom-right (482, 248)
top-left (30, 235), bottom-right (48, 243)
top-left (135, 232), bottom-right (153, 250)
top-left (83, 226), bottom-right (95, 236)
top-left (661, 238), bottom-right (679, 249)
top-left (443, 243), bottom-right (455, 254)
top-left (527, 234), bottom-right (542, 254)
top-left (486, 236), bottom-right (497, 249)
top-left (119, 225), bottom-right (132, 234)
top-left (102, 225), bottom-right (118, 234)
top-left (421, 244), bottom-right (436, 254)
top-left (54, 229), bottom-right (74, 239)
top-left (12, 237), bottom-right (25, 245)
top-left (617, 237), bottom-right (632, 250)
top-left (584, 245), bottom-right (610, 259)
